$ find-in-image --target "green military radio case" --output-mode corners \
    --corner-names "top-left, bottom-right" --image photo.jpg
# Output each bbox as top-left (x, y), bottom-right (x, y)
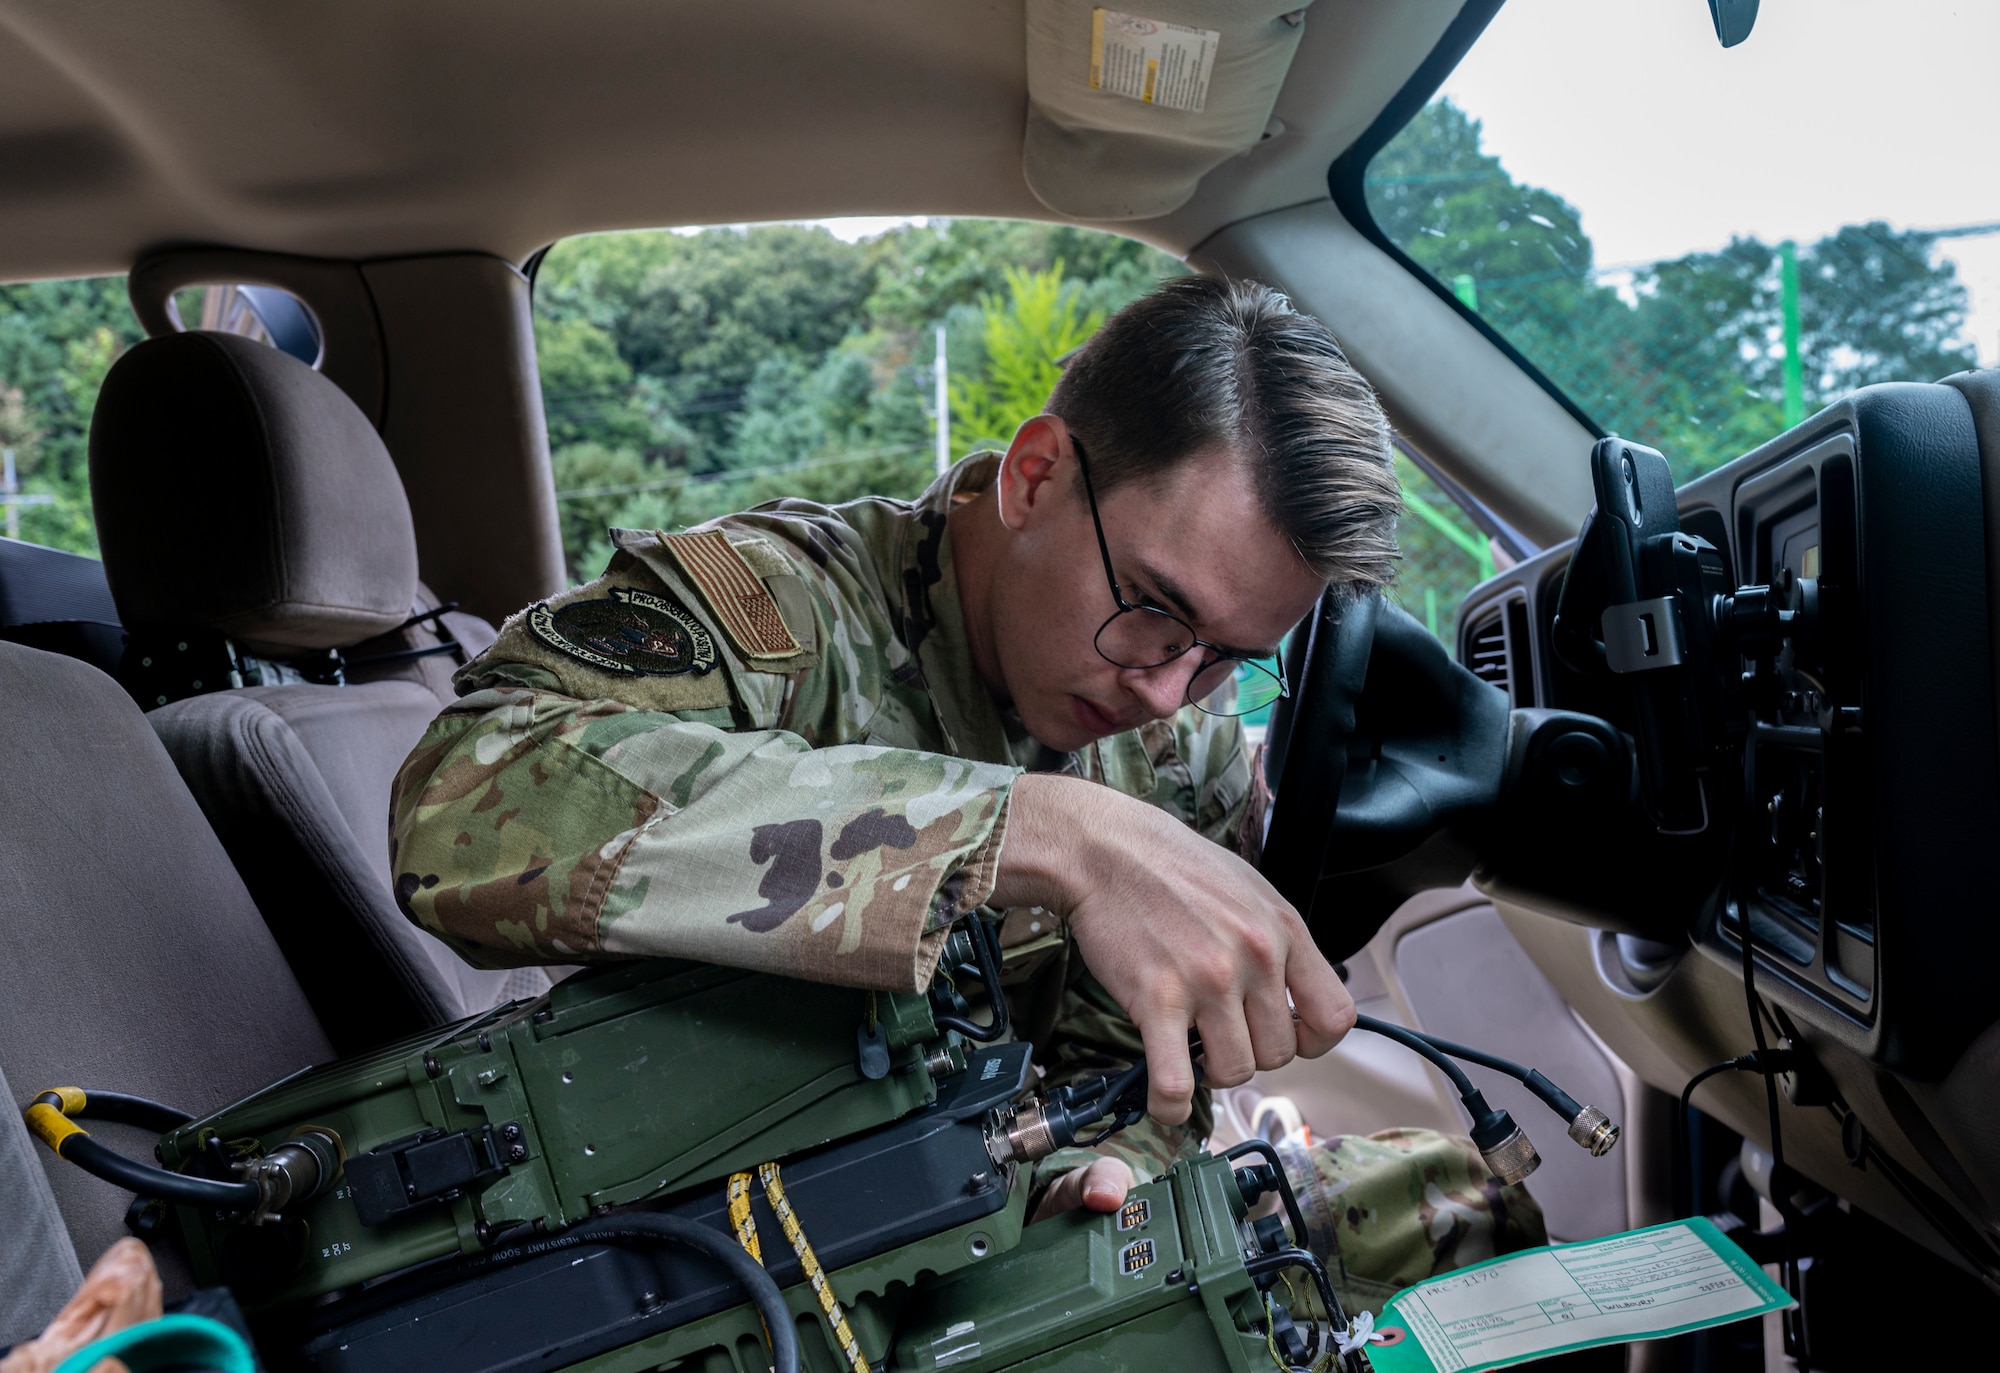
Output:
top-left (140, 957), bottom-right (1354, 1373)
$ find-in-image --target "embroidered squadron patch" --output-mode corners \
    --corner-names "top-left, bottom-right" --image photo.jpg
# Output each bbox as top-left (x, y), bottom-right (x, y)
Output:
top-left (526, 586), bottom-right (718, 677)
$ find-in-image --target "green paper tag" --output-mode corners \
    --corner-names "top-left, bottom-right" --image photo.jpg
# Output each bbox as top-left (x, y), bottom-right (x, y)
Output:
top-left (1362, 1217), bottom-right (1794, 1372)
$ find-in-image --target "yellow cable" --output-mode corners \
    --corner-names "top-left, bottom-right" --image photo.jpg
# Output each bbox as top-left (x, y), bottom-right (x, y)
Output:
top-left (758, 1161), bottom-right (872, 1373)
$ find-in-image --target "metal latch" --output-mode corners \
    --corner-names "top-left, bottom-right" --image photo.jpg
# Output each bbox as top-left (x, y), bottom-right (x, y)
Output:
top-left (1601, 596), bottom-right (1686, 673)
top-left (346, 1122), bottom-right (520, 1226)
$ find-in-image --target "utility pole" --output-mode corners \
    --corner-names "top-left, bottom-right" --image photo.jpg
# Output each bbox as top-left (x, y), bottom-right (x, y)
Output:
top-left (1, 448), bottom-right (52, 542)
top-left (934, 324), bottom-right (950, 476)
top-left (1779, 240), bottom-right (1805, 428)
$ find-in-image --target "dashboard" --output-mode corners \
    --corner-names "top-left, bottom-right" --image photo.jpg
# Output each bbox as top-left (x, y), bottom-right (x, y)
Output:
top-left (1453, 373), bottom-right (2000, 1281)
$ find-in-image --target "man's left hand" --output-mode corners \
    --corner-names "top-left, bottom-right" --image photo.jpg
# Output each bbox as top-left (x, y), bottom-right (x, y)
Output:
top-left (1029, 1156), bottom-right (1134, 1224)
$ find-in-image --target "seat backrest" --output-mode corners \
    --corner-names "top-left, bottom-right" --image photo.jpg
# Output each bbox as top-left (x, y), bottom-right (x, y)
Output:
top-left (86, 331), bottom-right (543, 1052)
top-left (0, 640), bottom-right (335, 1312)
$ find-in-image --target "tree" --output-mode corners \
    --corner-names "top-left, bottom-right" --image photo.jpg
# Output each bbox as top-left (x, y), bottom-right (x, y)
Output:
top-left (0, 276), bottom-right (142, 553)
top-left (1366, 97), bottom-right (1977, 482)
top-left (948, 265), bottom-right (1104, 451)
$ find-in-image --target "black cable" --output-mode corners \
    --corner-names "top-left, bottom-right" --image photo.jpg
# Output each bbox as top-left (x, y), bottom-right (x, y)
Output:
top-left (932, 916), bottom-right (1009, 1043)
top-left (457, 1213), bottom-right (800, 1373)
top-left (69, 1090), bottom-right (192, 1134)
top-left (1672, 1055), bottom-right (1759, 1220)
top-left (1244, 1247), bottom-right (1362, 1372)
top-left (1352, 1014), bottom-right (1480, 1102)
top-left (61, 1134), bottom-right (261, 1209)
top-left (27, 1089), bottom-right (258, 1210)
top-left (342, 641), bottom-right (464, 669)
top-left (1739, 912), bottom-right (1809, 1371)
top-left (1397, 1028), bottom-right (1587, 1121)
top-left (1220, 1139), bottom-right (1312, 1259)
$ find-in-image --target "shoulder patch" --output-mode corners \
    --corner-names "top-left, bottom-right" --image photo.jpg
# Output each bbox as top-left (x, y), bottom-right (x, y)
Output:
top-left (470, 566), bottom-right (734, 715)
top-left (526, 585), bottom-right (718, 678)
top-left (658, 528), bottom-right (805, 661)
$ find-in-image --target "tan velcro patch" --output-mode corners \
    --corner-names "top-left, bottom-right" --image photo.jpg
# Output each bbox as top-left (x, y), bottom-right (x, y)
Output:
top-left (658, 528), bottom-right (804, 660)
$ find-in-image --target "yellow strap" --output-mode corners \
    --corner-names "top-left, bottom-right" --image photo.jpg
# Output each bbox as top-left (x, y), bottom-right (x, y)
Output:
top-left (726, 1171), bottom-right (774, 1353)
top-left (758, 1161), bottom-right (872, 1373)
top-left (24, 1101), bottom-right (84, 1154)
top-left (727, 1171), bottom-right (763, 1263)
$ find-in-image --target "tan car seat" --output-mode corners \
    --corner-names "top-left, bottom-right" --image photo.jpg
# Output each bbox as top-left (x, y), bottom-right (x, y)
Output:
top-left (87, 330), bottom-right (548, 1054)
top-left (0, 640), bottom-right (336, 1332)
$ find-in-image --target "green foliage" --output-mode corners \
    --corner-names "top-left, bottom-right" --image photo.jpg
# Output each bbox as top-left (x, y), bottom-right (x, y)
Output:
top-left (550, 442), bottom-right (657, 581)
top-left (947, 265), bottom-right (1104, 452)
top-left (532, 220), bottom-right (1179, 577)
top-left (1365, 98), bottom-right (1976, 483)
top-left (0, 276), bottom-right (142, 553)
top-left (1389, 453), bottom-right (1493, 647)
top-left (862, 220), bottom-right (1181, 333)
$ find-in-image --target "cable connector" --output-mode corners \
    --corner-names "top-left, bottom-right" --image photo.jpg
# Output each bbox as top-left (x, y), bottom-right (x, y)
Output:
top-left (1566, 1104), bottom-right (1620, 1157)
top-left (1470, 1105), bottom-right (1541, 1185)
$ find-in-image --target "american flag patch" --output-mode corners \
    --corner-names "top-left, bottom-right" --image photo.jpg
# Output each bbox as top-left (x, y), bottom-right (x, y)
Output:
top-left (656, 529), bottom-right (803, 660)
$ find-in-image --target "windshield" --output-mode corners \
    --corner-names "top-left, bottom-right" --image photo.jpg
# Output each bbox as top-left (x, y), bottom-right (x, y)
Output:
top-left (1363, 0), bottom-right (1999, 483)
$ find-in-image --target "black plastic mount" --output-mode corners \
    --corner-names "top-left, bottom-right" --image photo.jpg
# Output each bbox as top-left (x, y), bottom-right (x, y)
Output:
top-left (347, 1123), bottom-right (520, 1227)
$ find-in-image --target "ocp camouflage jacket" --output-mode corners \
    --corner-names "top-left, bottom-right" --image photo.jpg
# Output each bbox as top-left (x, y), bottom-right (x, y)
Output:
top-left (390, 454), bottom-right (1253, 1181)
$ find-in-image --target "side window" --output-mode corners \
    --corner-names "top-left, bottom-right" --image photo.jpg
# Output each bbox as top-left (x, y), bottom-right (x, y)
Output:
top-left (1392, 449), bottom-right (1512, 647)
top-left (1356, 14), bottom-right (1989, 484)
top-left (0, 276), bottom-right (144, 554)
top-left (530, 219), bottom-right (1183, 582)
top-left (1, 278), bottom-right (321, 556)
top-left (168, 284), bottom-right (323, 369)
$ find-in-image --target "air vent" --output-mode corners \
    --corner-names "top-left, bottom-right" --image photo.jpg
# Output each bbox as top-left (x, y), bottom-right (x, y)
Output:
top-left (1464, 606), bottom-right (1510, 698)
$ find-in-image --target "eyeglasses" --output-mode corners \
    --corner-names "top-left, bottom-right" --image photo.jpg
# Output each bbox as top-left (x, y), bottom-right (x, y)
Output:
top-left (1071, 434), bottom-right (1289, 719)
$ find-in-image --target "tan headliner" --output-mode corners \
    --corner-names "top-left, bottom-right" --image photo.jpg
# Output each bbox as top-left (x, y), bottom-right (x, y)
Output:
top-left (0, 0), bottom-right (1458, 280)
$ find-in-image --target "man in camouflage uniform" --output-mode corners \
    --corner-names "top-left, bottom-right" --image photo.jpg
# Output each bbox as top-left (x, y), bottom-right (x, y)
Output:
top-left (391, 277), bottom-right (1543, 1315)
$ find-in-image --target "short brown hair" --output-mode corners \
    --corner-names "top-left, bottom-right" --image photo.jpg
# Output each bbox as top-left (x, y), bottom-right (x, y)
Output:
top-left (1047, 275), bottom-right (1401, 596)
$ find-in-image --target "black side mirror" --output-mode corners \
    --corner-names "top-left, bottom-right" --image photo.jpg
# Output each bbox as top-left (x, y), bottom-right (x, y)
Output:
top-left (1707, 0), bottom-right (1759, 48)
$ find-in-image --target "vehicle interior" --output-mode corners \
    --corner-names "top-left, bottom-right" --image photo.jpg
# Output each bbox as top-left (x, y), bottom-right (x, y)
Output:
top-left (4, 0), bottom-right (1997, 1369)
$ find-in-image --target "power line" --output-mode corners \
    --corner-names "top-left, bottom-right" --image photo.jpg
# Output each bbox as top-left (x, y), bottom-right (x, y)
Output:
top-left (1929, 221), bottom-right (2000, 241)
top-left (555, 443), bottom-right (928, 502)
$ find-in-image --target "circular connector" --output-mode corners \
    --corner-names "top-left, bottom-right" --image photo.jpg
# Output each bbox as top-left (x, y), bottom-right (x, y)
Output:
top-left (1479, 1126), bottom-right (1542, 1186)
top-left (1567, 1105), bottom-right (1621, 1157)
top-left (235, 1126), bottom-right (344, 1225)
top-left (987, 1101), bottom-right (1057, 1166)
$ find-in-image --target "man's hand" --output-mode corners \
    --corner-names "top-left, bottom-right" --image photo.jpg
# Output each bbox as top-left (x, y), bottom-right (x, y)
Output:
top-left (991, 774), bottom-right (1356, 1125)
top-left (1029, 1157), bottom-right (1134, 1224)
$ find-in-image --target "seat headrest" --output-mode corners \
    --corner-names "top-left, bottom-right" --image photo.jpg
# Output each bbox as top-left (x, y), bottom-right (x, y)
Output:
top-left (90, 331), bottom-right (418, 654)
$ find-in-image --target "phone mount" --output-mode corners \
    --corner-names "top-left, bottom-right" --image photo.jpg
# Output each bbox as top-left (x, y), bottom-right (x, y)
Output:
top-left (1551, 437), bottom-right (1816, 835)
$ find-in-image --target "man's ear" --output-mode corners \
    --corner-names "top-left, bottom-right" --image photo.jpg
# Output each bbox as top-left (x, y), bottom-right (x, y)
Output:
top-left (995, 416), bottom-right (1070, 533)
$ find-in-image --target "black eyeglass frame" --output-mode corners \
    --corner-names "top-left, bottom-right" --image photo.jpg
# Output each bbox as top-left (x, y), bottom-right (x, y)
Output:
top-left (1069, 434), bottom-right (1291, 718)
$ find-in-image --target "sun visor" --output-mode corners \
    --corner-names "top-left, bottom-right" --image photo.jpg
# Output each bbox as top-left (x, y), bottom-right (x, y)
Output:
top-left (1023, 0), bottom-right (1314, 221)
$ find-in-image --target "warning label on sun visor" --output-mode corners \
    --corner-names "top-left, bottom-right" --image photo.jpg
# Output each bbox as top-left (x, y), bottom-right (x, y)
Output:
top-left (1088, 9), bottom-right (1219, 113)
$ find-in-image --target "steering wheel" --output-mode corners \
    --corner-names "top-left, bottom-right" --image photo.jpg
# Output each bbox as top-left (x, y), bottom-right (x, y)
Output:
top-left (1257, 590), bottom-right (1383, 934)
top-left (1258, 589), bottom-right (1516, 962)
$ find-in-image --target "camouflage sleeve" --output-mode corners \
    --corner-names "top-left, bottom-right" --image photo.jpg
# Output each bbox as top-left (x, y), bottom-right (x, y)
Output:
top-left (1138, 708), bottom-right (1252, 848)
top-left (1174, 706), bottom-right (1253, 848)
top-left (389, 684), bottom-right (1017, 994)
top-left (1026, 964), bottom-right (1211, 1194)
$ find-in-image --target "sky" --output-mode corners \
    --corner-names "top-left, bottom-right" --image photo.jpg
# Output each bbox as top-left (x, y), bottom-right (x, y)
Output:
top-left (1438, 0), bottom-right (2000, 364)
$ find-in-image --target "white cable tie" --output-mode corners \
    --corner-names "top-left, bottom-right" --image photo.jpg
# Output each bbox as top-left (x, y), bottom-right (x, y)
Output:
top-left (1333, 1309), bottom-right (1375, 1356)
